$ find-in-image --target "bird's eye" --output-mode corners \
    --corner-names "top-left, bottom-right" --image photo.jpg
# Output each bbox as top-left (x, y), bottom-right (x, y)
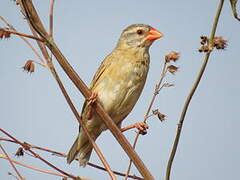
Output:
top-left (136, 29), bottom-right (144, 35)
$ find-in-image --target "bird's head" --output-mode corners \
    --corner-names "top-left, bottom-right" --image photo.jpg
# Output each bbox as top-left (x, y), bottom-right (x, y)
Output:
top-left (116, 24), bottom-right (163, 50)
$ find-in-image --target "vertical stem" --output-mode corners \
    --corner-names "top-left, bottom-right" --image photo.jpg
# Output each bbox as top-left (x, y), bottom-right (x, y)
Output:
top-left (165, 1), bottom-right (225, 180)
top-left (125, 60), bottom-right (168, 180)
top-left (49, 0), bottom-right (55, 37)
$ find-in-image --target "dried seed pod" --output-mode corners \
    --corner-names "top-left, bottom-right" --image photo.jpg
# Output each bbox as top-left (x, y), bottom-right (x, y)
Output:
top-left (200, 36), bottom-right (208, 45)
top-left (152, 109), bottom-right (166, 122)
top-left (213, 36), bottom-right (227, 50)
top-left (22, 60), bottom-right (35, 73)
top-left (0, 28), bottom-right (11, 39)
top-left (198, 45), bottom-right (212, 53)
top-left (163, 83), bottom-right (175, 87)
top-left (15, 147), bottom-right (24, 157)
top-left (167, 65), bottom-right (179, 75)
top-left (165, 51), bottom-right (180, 62)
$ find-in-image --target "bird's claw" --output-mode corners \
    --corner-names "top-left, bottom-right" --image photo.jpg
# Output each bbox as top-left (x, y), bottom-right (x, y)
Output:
top-left (87, 92), bottom-right (98, 106)
top-left (133, 122), bottom-right (149, 135)
top-left (121, 122), bottom-right (149, 135)
top-left (86, 92), bottom-right (98, 120)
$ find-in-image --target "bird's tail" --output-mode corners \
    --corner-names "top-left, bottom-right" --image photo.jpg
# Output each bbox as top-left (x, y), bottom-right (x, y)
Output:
top-left (67, 131), bottom-right (98, 166)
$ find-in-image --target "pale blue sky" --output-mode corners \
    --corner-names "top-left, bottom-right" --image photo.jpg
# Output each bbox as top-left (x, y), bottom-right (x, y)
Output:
top-left (1, 1), bottom-right (240, 180)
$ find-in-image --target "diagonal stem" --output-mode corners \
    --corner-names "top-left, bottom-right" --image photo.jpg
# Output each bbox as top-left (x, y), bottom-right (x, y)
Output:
top-left (165, 1), bottom-right (225, 180)
top-left (0, 128), bottom-right (77, 179)
top-left (0, 144), bottom-right (24, 180)
top-left (124, 60), bottom-right (168, 179)
top-left (19, 1), bottom-right (154, 179)
top-left (0, 16), bottom-right (46, 65)
top-left (0, 137), bottom-right (143, 180)
top-left (0, 28), bottom-right (44, 42)
top-left (26, 15), bottom-right (117, 179)
top-left (50, 68), bottom-right (117, 180)
top-left (49, 0), bottom-right (55, 37)
top-left (0, 154), bottom-right (68, 178)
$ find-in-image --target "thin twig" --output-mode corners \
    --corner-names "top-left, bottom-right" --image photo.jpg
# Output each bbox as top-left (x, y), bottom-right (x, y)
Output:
top-left (0, 28), bottom-right (44, 42)
top-left (165, 1), bottom-right (225, 180)
top-left (28, 23), bottom-right (51, 62)
top-left (2, 38), bottom-right (115, 176)
top-left (25, 14), bottom-right (117, 179)
top-left (0, 154), bottom-right (68, 178)
top-left (25, 16), bottom-right (117, 180)
top-left (230, 0), bottom-right (240, 21)
top-left (49, 0), bottom-right (55, 37)
top-left (48, 63), bottom-right (117, 180)
top-left (0, 144), bottom-right (24, 180)
top-left (19, 1), bottom-right (154, 179)
top-left (0, 136), bottom-right (143, 180)
top-left (0, 128), bottom-right (77, 179)
top-left (0, 16), bottom-right (46, 65)
top-left (88, 162), bottom-right (144, 180)
top-left (7, 172), bottom-right (19, 180)
top-left (52, 75), bottom-right (117, 180)
top-left (124, 60), bottom-right (168, 179)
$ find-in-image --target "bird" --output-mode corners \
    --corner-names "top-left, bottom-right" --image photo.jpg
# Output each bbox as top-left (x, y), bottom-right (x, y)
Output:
top-left (67, 24), bottom-right (163, 166)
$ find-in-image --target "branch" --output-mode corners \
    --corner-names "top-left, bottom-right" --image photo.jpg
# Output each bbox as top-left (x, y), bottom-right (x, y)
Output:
top-left (88, 162), bottom-right (143, 180)
top-left (0, 144), bottom-right (24, 180)
top-left (26, 15), bottom-right (117, 180)
top-left (0, 154), bottom-right (68, 179)
top-left (0, 28), bottom-right (44, 42)
top-left (49, 0), bottom-right (55, 37)
top-left (124, 58), bottom-right (168, 179)
top-left (0, 137), bottom-right (143, 180)
top-left (0, 16), bottom-right (46, 65)
top-left (165, 1), bottom-right (225, 180)
top-left (0, 128), bottom-right (78, 179)
top-left (19, 0), bottom-right (154, 179)
top-left (230, 0), bottom-right (240, 21)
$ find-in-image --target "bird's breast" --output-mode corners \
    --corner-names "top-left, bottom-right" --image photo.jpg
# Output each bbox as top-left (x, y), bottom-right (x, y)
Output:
top-left (94, 59), bottom-right (149, 124)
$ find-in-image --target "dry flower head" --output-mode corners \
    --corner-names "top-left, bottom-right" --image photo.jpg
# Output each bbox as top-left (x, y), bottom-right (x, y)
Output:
top-left (0, 28), bottom-right (11, 39)
top-left (15, 147), bottom-right (24, 157)
top-left (167, 65), bottom-right (179, 75)
top-left (199, 35), bottom-right (227, 53)
top-left (22, 60), bottom-right (35, 73)
top-left (200, 36), bottom-right (208, 45)
top-left (152, 109), bottom-right (166, 122)
top-left (198, 45), bottom-right (212, 53)
top-left (213, 36), bottom-right (227, 50)
top-left (165, 51), bottom-right (180, 62)
top-left (15, 0), bottom-right (20, 5)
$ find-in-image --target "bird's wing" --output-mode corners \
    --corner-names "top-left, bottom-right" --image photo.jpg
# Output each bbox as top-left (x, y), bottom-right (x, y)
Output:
top-left (80, 54), bottom-right (113, 120)
top-left (89, 59), bottom-right (109, 90)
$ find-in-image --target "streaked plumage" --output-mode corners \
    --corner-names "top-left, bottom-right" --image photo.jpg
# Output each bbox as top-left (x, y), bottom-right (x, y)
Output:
top-left (67, 24), bottom-right (163, 166)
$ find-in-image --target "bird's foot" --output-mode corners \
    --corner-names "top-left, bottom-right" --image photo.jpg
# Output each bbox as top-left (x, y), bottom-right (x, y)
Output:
top-left (86, 92), bottom-right (98, 120)
top-left (121, 122), bottom-right (149, 135)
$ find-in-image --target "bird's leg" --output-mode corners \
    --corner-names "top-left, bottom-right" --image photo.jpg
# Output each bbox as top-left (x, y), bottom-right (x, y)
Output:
top-left (86, 92), bottom-right (98, 120)
top-left (121, 122), bottom-right (149, 135)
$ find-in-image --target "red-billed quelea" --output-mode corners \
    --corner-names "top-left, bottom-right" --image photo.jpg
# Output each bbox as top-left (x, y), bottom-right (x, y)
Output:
top-left (67, 24), bottom-right (163, 166)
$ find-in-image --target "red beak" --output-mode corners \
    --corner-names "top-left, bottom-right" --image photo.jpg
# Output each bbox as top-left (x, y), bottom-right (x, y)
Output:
top-left (146, 28), bottom-right (163, 41)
